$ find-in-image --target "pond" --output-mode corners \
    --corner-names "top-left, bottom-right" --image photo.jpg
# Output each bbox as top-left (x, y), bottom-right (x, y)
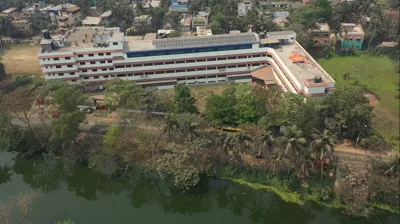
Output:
top-left (0, 151), bottom-right (398, 224)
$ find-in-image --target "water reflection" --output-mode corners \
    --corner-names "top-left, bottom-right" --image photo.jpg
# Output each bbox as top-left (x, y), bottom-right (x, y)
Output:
top-left (0, 164), bottom-right (12, 185)
top-left (4, 155), bottom-right (399, 224)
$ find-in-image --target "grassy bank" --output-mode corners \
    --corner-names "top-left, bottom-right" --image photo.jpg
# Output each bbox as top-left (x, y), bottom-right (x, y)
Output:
top-left (318, 54), bottom-right (400, 146)
top-left (221, 165), bottom-right (400, 214)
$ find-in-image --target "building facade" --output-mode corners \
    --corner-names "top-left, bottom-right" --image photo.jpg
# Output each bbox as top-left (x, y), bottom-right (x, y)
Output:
top-left (310, 23), bottom-right (331, 46)
top-left (339, 23), bottom-right (365, 50)
top-left (38, 28), bottom-right (335, 97)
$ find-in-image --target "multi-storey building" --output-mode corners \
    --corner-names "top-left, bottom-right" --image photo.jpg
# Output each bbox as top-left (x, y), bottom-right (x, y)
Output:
top-left (37, 27), bottom-right (336, 97)
top-left (310, 23), bottom-right (331, 46)
top-left (339, 23), bottom-right (365, 50)
top-left (48, 4), bottom-right (82, 28)
top-left (238, 0), bottom-right (254, 16)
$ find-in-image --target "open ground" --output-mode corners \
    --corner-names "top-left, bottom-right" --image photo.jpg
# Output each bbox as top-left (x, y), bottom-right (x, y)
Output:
top-left (318, 54), bottom-right (400, 145)
top-left (0, 44), bottom-right (42, 75)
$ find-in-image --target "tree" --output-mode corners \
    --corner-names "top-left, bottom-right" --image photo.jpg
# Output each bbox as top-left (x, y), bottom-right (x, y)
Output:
top-left (205, 94), bottom-right (235, 125)
top-left (149, 7), bottom-right (166, 32)
top-left (235, 94), bottom-right (265, 125)
top-left (322, 87), bottom-right (373, 138)
top-left (170, 84), bottom-right (198, 114)
top-left (253, 131), bottom-right (275, 158)
top-left (309, 129), bottom-right (336, 179)
top-left (53, 86), bottom-right (86, 114)
top-left (295, 148), bottom-right (314, 179)
top-left (0, 63), bottom-right (6, 80)
top-left (50, 111), bottom-right (86, 150)
top-left (232, 133), bottom-right (252, 155)
top-left (167, 11), bottom-right (182, 31)
top-left (0, 16), bottom-right (12, 36)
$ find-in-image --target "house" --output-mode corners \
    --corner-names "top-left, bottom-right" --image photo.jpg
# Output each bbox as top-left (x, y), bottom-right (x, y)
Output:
top-left (310, 23), bottom-right (331, 46)
top-left (272, 1), bottom-right (302, 9)
top-left (192, 16), bottom-right (208, 31)
top-left (180, 17), bottom-right (192, 33)
top-left (273, 11), bottom-right (289, 20)
top-left (22, 2), bottom-right (54, 15)
top-left (238, 0), bottom-right (254, 16)
top-left (82, 17), bottom-right (102, 27)
top-left (171, 0), bottom-right (189, 12)
top-left (48, 4), bottom-right (82, 28)
top-left (196, 26), bottom-right (212, 36)
top-left (133, 15), bottom-right (152, 31)
top-left (273, 17), bottom-right (286, 27)
top-left (339, 23), bottom-right (365, 50)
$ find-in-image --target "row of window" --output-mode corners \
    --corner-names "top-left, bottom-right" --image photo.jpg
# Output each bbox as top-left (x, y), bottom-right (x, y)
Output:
top-left (42, 52), bottom-right (114, 61)
top-left (114, 53), bottom-right (268, 69)
top-left (83, 74), bottom-right (228, 81)
top-left (47, 72), bottom-right (76, 76)
top-left (45, 64), bottom-right (74, 69)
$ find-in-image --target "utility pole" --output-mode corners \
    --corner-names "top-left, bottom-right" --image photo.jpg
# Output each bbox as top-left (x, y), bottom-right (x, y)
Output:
top-left (355, 124), bottom-right (367, 147)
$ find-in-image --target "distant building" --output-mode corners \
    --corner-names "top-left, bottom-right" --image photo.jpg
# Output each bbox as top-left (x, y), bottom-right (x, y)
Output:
top-left (196, 26), bottom-right (212, 36)
top-left (339, 23), bottom-right (365, 50)
top-left (22, 2), bottom-right (53, 15)
top-left (273, 11), bottom-right (289, 19)
top-left (133, 15), bottom-right (152, 32)
top-left (170, 0), bottom-right (189, 12)
top-left (48, 4), bottom-right (82, 28)
top-left (272, 1), bottom-right (302, 9)
top-left (180, 17), bottom-right (192, 33)
top-left (192, 15), bottom-right (208, 31)
top-left (82, 16), bottom-right (102, 27)
top-left (273, 17), bottom-right (286, 27)
top-left (238, 0), bottom-right (254, 16)
top-left (310, 23), bottom-right (331, 46)
top-left (379, 41), bottom-right (398, 48)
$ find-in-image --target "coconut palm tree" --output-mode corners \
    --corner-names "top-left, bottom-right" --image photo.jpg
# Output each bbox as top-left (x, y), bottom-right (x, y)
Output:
top-left (276, 125), bottom-right (307, 175)
top-left (271, 150), bottom-right (285, 174)
top-left (295, 148), bottom-right (314, 179)
top-left (309, 129), bottom-right (336, 179)
top-left (232, 133), bottom-right (252, 155)
top-left (215, 133), bottom-right (233, 154)
top-left (253, 131), bottom-right (275, 158)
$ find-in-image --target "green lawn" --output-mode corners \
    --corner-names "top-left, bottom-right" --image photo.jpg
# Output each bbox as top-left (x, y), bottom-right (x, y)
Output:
top-left (318, 54), bottom-right (400, 143)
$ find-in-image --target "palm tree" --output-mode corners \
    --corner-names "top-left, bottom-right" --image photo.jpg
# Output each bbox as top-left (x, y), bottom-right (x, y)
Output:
top-left (276, 125), bottom-right (307, 175)
top-left (215, 133), bottom-right (233, 154)
top-left (253, 131), bottom-right (275, 158)
top-left (271, 150), bottom-right (285, 174)
top-left (382, 155), bottom-right (400, 177)
top-left (232, 133), bottom-right (252, 155)
top-left (309, 129), bottom-right (336, 179)
top-left (295, 148), bottom-right (314, 179)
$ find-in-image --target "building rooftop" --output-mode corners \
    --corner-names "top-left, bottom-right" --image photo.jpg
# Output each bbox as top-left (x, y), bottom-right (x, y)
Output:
top-left (45, 27), bottom-right (122, 52)
top-left (49, 4), bottom-right (77, 11)
top-left (82, 17), bottom-right (102, 26)
top-left (275, 42), bottom-right (334, 86)
top-left (312, 23), bottom-right (330, 32)
top-left (267, 31), bottom-right (296, 37)
top-left (126, 33), bottom-right (259, 52)
top-left (2, 8), bottom-right (17, 14)
top-left (143, 33), bottom-right (157, 40)
top-left (341, 23), bottom-right (365, 35)
top-left (99, 10), bottom-right (112, 18)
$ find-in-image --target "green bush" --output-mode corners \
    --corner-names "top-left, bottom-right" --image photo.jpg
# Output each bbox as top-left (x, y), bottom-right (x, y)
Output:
top-left (309, 184), bottom-right (333, 201)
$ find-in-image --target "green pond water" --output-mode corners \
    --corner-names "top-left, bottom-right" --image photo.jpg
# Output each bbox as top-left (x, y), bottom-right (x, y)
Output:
top-left (0, 151), bottom-right (399, 224)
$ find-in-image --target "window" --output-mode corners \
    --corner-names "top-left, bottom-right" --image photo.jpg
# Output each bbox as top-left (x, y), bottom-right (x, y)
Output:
top-left (144, 63), bottom-right (153, 66)
top-left (100, 61), bottom-right (105, 64)
top-left (208, 67), bottom-right (216, 70)
top-left (126, 65), bottom-right (132, 68)
top-left (102, 68), bottom-right (107, 71)
top-left (80, 62), bottom-right (85, 65)
top-left (166, 70), bottom-right (175, 74)
top-left (197, 68), bottom-right (206, 71)
top-left (104, 75), bottom-right (109, 78)
top-left (98, 53), bottom-right (104, 56)
top-left (324, 34), bottom-right (329, 37)
top-left (145, 72), bottom-right (154, 75)
top-left (82, 70), bottom-right (87, 72)
top-left (88, 54), bottom-right (94, 57)
top-left (70, 72), bottom-right (75, 75)
top-left (187, 68), bottom-right (196, 72)
top-left (228, 56), bottom-right (237, 60)
top-left (186, 60), bottom-right (195, 63)
top-left (165, 61), bottom-right (174, 65)
top-left (176, 69), bottom-right (185, 73)
top-left (218, 57), bottom-right (227, 61)
top-left (54, 58), bottom-right (59, 61)
top-left (71, 80), bottom-right (76, 82)
top-left (228, 65), bottom-right (237, 68)
top-left (238, 56), bottom-right (247, 59)
top-left (207, 58), bottom-right (216, 61)
top-left (109, 68), bottom-right (114, 71)
top-left (252, 63), bottom-right (261, 67)
top-left (108, 60), bottom-right (112, 63)
top-left (175, 61), bottom-right (185, 64)
top-left (90, 61), bottom-right (96, 64)
top-left (115, 65), bottom-right (124, 69)
top-left (65, 57), bottom-right (71, 60)
top-left (117, 74), bottom-right (126, 77)
top-left (106, 53), bottom-right (111, 56)
top-left (197, 59), bottom-right (206, 62)
top-left (56, 65), bottom-right (61, 68)
top-left (314, 40), bottom-right (318, 44)
top-left (67, 65), bottom-right (73, 68)
top-left (155, 71), bottom-right (165, 75)
top-left (58, 73), bottom-right (64, 76)
top-left (238, 64), bottom-right (246, 68)
top-left (92, 69), bottom-right (97, 72)
top-left (84, 77), bottom-right (89, 79)
top-left (113, 42), bottom-right (118, 45)
top-left (78, 54), bottom-right (83, 57)
top-left (154, 62), bottom-right (164, 65)
top-left (128, 74), bottom-right (133, 76)
top-left (217, 66), bottom-right (226, 69)
top-left (94, 76), bottom-right (99, 79)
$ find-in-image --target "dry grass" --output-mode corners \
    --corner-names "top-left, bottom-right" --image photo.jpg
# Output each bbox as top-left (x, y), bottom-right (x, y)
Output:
top-left (0, 44), bottom-right (42, 75)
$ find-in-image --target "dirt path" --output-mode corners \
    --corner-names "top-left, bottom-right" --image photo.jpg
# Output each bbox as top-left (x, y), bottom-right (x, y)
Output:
top-left (1, 45), bottom-right (42, 75)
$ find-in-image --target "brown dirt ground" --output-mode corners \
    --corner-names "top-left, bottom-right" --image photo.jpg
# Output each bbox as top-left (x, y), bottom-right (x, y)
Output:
top-left (0, 45), bottom-right (42, 75)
